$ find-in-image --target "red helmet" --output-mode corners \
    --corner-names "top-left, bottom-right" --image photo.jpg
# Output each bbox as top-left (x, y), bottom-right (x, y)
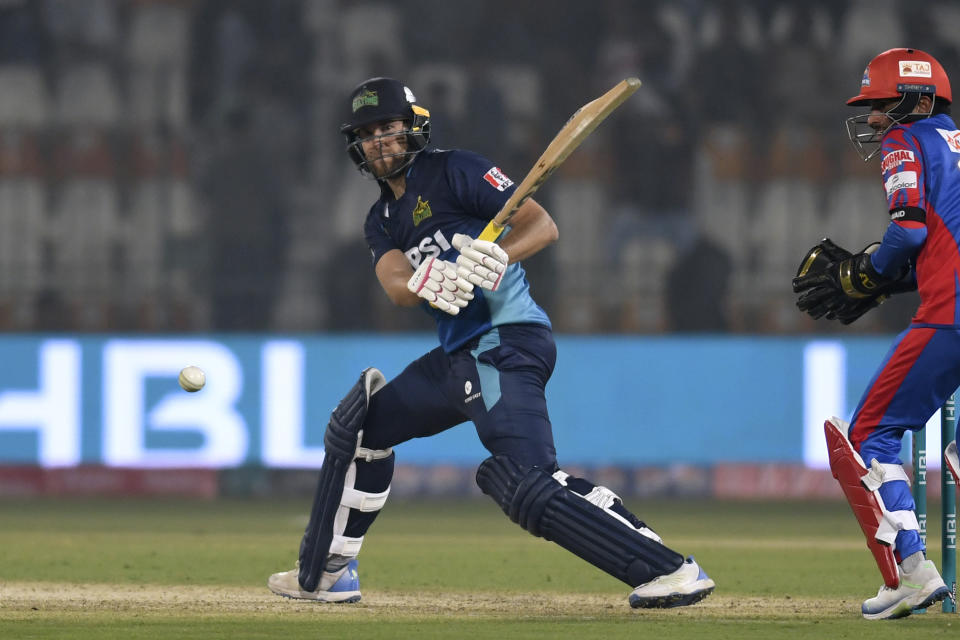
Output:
top-left (847, 48), bottom-right (952, 106)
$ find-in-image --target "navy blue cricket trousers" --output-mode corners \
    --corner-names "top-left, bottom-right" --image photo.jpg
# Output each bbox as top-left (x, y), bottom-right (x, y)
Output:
top-left (361, 323), bottom-right (558, 470)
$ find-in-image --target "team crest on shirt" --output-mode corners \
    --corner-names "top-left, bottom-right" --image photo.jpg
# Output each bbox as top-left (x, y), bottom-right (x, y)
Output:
top-left (937, 129), bottom-right (960, 154)
top-left (483, 167), bottom-right (514, 191)
top-left (412, 196), bottom-right (433, 226)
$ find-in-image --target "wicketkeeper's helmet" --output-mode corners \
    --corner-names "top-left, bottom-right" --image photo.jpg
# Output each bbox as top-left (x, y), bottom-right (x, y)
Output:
top-left (845, 48), bottom-right (952, 161)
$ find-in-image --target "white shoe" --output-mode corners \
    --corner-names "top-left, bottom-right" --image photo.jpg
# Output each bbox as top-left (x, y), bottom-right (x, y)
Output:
top-left (267, 559), bottom-right (361, 603)
top-left (628, 556), bottom-right (715, 608)
top-left (861, 559), bottom-right (949, 620)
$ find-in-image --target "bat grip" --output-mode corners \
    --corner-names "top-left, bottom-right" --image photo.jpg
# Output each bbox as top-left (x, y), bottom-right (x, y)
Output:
top-left (478, 220), bottom-right (505, 243)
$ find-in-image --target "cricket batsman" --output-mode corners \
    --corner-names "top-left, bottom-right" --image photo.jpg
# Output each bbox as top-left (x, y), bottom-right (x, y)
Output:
top-left (793, 48), bottom-right (960, 619)
top-left (266, 76), bottom-right (715, 607)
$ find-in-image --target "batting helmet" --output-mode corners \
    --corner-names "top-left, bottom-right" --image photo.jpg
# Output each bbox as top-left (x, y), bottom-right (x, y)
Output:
top-left (341, 77), bottom-right (431, 178)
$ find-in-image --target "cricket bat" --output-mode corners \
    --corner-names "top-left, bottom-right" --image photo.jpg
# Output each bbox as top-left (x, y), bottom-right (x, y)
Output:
top-left (477, 77), bottom-right (641, 242)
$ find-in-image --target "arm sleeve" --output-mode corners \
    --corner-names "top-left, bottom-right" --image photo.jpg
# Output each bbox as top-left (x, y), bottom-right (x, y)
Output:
top-left (869, 128), bottom-right (928, 277)
top-left (444, 150), bottom-right (516, 221)
top-left (363, 204), bottom-right (397, 266)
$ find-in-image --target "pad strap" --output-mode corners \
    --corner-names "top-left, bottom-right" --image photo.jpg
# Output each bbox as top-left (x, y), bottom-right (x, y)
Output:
top-left (356, 445), bottom-right (393, 462)
top-left (861, 462), bottom-right (910, 490)
top-left (859, 459), bottom-right (920, 544)
top-left (329, 533), bottom-right (364, 557)
top-left (341, 486), bottom-right (391, 512)
top-left (553, 470), bottom-right (662, 542)
top-left (876, 509), bottom-right (921, 545)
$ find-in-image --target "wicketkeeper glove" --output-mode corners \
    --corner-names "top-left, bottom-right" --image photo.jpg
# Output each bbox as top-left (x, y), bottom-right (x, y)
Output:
top-left (452, 233), bottom-right (509, 291)
top-left (791, 238), bottom-right (915, 325)
top-left (407, 256), bottom-right (474, 316)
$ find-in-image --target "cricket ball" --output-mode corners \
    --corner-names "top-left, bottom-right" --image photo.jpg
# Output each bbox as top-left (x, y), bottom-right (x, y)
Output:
top-left (178, 366), bottom-right (206, 392)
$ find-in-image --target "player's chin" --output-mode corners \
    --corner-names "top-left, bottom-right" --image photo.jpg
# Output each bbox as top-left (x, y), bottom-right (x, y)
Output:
top-left (369, 158), bottom-right (395, 179)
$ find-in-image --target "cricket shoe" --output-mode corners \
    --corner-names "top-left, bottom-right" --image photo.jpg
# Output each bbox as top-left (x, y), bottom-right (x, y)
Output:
top-left (267, 559), bottom-right (361, 603)
top-left (628, 556), bottom-right (715, 608)
top-left (861, 559), bottom-right (949, 620)
top-left (945, 440), bottom-right (960, 486)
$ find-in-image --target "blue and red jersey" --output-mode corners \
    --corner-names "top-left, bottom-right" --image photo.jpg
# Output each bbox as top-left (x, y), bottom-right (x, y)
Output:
top-left (871, 113), bottom-right (960, 325)
top-left (363, 149), bottom-right (550, 352)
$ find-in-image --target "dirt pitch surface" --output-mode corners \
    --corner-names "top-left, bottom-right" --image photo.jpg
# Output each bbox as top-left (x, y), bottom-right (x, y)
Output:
top-left (1, 581), bottom-right (859, 621)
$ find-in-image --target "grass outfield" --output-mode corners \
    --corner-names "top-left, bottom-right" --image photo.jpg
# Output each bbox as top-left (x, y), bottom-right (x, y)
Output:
top-left (1, 497), bottom-right (958, 638)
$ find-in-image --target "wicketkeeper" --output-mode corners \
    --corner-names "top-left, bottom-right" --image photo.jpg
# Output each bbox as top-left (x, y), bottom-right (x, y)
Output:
top-left (793, 48), bottom-right (960, 620)
top-left (267, 77), bottom-right (715, 608)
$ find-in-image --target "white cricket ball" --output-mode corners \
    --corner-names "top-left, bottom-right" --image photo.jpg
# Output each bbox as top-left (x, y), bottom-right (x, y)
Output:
top-left (178, 366), bottom-right (206, 392)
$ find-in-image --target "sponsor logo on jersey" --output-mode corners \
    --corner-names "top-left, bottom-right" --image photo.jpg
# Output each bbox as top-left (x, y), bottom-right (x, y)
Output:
top-left (403, 230), bottom-right (453, 268)
top-left (884, 171), bottom-right (917, 197)
top-left (900, 60), bottom-right (932, 78)
top-left (352, 89), bottom-right (378, 112)
top-left (881, 149), bottom-right (915, 173)
top-left (464, 380), bottom-right (472, 395)
top-left (937, 128), bottom-right (960, 153)
top-left (483, 167), bottom-right (514, 191)
top-left (888, 207), bottom-right (925, 224)
top-left (412, 196), bottom-right (433, 226)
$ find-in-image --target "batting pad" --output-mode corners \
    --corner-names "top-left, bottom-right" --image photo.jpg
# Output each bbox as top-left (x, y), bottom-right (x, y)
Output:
top-left (824, 417), bottom-right (900, 588)
top-left (298, 368), bottom-right (387, 592)
top-left (476, 455), bottom-right (684, 587)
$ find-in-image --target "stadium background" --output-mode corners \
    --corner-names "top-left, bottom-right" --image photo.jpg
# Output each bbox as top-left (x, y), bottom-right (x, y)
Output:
top-left (0, 0), bottom-right (959, 499)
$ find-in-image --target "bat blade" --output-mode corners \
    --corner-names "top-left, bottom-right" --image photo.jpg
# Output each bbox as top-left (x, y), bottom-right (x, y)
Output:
top-left (477, 77), bottom-right (641, 242)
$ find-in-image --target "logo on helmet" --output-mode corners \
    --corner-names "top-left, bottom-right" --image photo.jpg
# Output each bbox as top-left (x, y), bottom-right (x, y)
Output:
top-left (352, 89), bottom-right (379, 112)
top-left (900, 61), bottom-right (932, 78)
top-left (861, 67), bottom-right (871, 87)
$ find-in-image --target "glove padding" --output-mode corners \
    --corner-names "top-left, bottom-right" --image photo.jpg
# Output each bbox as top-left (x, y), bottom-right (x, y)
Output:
top-left (407, 256), bottom-right (474, 316)
top-left (452, 233), bottom-right (509, 291)
top-left (792, 238), bottom-right (914, 325)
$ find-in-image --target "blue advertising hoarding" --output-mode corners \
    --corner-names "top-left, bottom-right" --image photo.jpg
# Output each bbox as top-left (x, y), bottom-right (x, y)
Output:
top-left (0, 334), bottom-right (928, 468)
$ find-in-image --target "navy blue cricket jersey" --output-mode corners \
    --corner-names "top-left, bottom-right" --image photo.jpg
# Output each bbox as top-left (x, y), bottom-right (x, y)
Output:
top-left (363, 149), bottom-right (551, 352)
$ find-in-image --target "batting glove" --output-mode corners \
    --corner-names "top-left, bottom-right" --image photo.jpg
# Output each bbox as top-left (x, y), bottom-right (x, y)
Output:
top-left (407, 256), bottom-right (474, 315)
top-left (452, 233), bottom-right (509, 291)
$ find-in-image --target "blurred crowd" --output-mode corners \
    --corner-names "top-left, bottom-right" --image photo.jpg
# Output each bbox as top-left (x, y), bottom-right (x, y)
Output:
top-left (0, 0), bottom-right (958, 334)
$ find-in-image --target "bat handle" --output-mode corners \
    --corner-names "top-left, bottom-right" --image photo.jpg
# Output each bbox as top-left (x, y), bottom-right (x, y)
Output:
top-left (477, 220), bottom-right (505, 243)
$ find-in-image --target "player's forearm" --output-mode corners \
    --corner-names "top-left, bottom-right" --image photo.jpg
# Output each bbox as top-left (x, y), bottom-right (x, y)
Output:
top-left (497, 199), bottom-right (559, 263)
top-left (375, 249), bottom-right (423, 307)
top-left (382, 281), bottom-right (422, 307)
